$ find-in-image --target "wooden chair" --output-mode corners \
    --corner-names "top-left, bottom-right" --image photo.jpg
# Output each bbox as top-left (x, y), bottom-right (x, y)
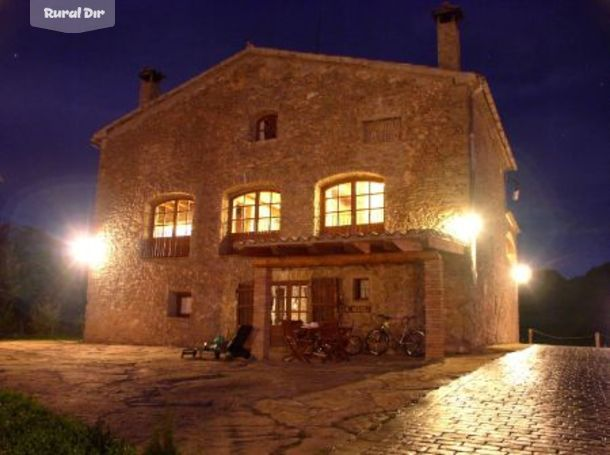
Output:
top-left (282, 320), bottom-right (312, 363)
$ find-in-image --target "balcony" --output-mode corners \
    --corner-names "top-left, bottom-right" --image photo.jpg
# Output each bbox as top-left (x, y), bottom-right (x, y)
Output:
top-left (141, 236), bottom-right (190, 258)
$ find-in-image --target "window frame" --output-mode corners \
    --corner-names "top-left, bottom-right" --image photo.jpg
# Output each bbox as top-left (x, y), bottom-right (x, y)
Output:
top-left (321, 178), bottom-right (385, 234)
top-left (168, 291), bottom-right (193, 318)
top-left (353, 278), bottom-right (370, 301)
top-left (229, 190), bottom-right (281, 238)
top-left (142, 197), bottom-right (194, 259)
top-left (270, 281), bottom-right (310, 325)
top-left (254, 114), bottom-right (278, 141)
top-left (150, 198), bottom-right (194, 239)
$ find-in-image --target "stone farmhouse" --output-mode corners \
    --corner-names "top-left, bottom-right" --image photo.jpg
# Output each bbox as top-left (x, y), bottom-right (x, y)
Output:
top-left (84, 3), bottom-right (520, 360)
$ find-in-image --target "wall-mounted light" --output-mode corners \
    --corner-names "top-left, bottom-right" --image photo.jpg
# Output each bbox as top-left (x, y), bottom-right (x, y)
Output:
top-left (68, 233), bottom-right (108, 269)
top-left (511, 263), bottom-right (532, 285)
top-left (441, 212), bottom-right (483, 244)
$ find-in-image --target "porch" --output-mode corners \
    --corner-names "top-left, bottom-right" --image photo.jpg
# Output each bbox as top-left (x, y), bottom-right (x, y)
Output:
top-left (233, 231), bottom-right (466, 361)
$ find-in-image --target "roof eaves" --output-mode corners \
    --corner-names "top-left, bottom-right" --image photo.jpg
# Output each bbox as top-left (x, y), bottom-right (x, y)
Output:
top-left (91, 46), bottom-right (254, 147)
top-left (248, 46), bottom-right (477, 81)
top-left (477, 75), bottom-right (517, 171)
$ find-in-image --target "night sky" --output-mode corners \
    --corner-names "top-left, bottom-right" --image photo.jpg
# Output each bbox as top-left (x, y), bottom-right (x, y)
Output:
top-left (1, 1), bottom-right (608, 277)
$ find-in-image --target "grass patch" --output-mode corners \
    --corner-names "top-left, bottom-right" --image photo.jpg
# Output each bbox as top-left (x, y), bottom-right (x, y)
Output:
top-left (0, 389), bottom-right (135, 454)
top-left (0, 335), bottom-right (83, 342)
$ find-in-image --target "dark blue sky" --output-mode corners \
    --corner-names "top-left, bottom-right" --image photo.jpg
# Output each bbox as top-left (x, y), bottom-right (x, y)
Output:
top-left (1, 1), bottom-right (609, 277)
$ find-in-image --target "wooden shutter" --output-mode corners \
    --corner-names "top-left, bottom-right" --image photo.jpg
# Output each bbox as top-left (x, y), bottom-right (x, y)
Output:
top-left (236, 282), bottom-right (254, 326)
top-left (311, 278), bottom-right (341, 322)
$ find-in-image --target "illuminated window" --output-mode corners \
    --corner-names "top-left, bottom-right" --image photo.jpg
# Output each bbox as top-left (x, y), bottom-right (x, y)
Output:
top-left (255, 114), bottom-right (277, 141)
top-left (152, 199), bottom-right (194, 238)
top-left (323, 180), bottom-right (384, 229)
top-left (271, 284), bottom-right (309, 325)
top-left (231, 191), bottom-right (281, 234)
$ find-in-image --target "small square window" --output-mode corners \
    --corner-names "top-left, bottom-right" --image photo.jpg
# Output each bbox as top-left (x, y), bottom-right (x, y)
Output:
top-left (353, 278), bottom-right (370, 301)
top-left (168, 291), bottom-right (192, 317)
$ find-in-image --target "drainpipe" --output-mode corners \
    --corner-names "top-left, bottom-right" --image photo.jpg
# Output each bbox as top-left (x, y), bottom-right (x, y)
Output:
top-left (468, 77), bottom-right (484, 281)
top-left (468, 76), bottom-right (483, 205)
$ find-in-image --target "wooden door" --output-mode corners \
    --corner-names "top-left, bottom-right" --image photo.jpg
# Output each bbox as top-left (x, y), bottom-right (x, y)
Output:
top-left (236, 282), bottom-right (254, 326)
top-left (311, 277), bottom-right (341, 322)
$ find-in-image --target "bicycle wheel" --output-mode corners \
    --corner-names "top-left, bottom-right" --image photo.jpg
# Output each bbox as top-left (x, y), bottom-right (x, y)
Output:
top-left (365, 330), bottom-right (390, 356)
top-left (402, 331), bottom-right (425, 357)
top-left (345, 335), bottom-right (363, 355)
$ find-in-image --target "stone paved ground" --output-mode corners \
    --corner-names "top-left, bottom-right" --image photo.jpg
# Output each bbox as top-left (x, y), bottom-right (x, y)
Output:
top-left (0, 341), bottom-right (517, 454)
top-left (335, 345), bottom-right (609, 454)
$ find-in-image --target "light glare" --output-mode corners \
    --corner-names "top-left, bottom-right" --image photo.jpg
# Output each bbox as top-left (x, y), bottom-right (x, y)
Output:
top-left (511, 263), bottom-right (532, 284)
top-left (442, 213), bottom-right (483, 244)
top-left (69, 233), bottom-right (108, 269)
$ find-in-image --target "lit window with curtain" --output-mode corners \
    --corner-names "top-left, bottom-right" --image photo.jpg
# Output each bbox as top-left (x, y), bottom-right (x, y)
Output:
top-left (231, 191), bottom-right (281, 234)
top-left (152, 199), bottom-right (194, 238)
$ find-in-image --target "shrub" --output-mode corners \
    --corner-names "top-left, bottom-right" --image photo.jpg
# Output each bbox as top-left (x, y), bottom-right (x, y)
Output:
top-left (0, 389), bottom-right (134, 454)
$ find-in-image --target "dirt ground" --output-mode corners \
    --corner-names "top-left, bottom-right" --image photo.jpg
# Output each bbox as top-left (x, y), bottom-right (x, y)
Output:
top-left (0, 341), bottom-right (523, 454)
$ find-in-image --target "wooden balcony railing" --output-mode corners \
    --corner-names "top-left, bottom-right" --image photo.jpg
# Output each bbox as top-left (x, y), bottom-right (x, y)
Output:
top-left (141, 236), bottom-right (190, 258)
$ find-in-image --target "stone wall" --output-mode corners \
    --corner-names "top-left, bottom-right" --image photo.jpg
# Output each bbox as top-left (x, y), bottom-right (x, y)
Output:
top-left (470, 89), bottom-right (519, 346)
top-left (442, 252), bottom-right (476, 353)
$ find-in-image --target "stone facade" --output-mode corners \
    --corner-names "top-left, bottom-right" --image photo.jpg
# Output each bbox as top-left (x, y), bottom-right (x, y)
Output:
top-left (85, 16), bottom-right (519, 357)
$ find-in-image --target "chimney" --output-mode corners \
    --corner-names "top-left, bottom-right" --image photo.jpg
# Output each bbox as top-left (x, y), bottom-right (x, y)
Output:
top-left (138, 67), bottom-right (164, 107)
top-left (432, 2), bottom-right (463, 71)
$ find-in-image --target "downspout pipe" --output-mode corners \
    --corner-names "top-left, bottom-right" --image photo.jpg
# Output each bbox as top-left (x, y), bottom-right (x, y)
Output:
top-left (468, 76), bottom-right (484, 205)
top-left (468, 77), bottom-right (484, 281)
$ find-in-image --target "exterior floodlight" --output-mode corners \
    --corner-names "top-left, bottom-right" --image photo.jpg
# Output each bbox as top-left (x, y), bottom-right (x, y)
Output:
top-left (69, 233), bottom-right (108, 269)
top-left (441, 212), bottom-right (483, 244)
top-left (511, 263), bottom-right (532, 285)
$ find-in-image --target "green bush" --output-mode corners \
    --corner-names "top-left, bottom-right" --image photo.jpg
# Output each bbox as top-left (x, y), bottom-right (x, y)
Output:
top-left (0, 389), bottom-right (135, 454)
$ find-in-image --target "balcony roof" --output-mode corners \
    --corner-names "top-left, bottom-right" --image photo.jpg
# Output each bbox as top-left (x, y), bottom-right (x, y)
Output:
top-left (232, 229), bottom-right (465, 257)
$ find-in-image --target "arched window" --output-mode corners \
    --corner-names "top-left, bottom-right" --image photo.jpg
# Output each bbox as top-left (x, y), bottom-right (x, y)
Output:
top-left (142, 198), bottom-right (194, 258)
top-left (322, 180), bottom-right (384, 231)
top-left (230, 191), bottom-right (281, 234)
top-left (255, 114), bottom-right (277, 141)
top-left (152, 199), bottom-right (194, 238)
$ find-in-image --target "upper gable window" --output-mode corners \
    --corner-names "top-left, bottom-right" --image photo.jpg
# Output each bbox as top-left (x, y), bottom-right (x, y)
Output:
top-left (255, 114), bottom-right (277, 141)
top-left (153, 199), bottom-right (194, 238)
top-left (231, 191), bottom-right (281, 234)
top-left (322, 180), bottom-right (385, 231)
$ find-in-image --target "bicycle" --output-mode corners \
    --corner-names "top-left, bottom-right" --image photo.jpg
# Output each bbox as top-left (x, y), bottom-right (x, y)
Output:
top-left (336, 306), bottom-right (364, 356)
top-left (341, 325), bottom-right (364, 355)
top-left (365, 314), bottom-right (425, 357)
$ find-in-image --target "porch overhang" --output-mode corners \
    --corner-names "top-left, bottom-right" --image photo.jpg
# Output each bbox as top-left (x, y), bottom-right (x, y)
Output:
top-left (244, 230), bottom-right (460, 363)
top-left (233, 230), bottom-right (464, 258)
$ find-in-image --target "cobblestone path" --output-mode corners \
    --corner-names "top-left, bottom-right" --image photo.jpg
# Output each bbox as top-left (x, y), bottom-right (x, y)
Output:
top-left (335, 345), bottom-right (609, 454)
